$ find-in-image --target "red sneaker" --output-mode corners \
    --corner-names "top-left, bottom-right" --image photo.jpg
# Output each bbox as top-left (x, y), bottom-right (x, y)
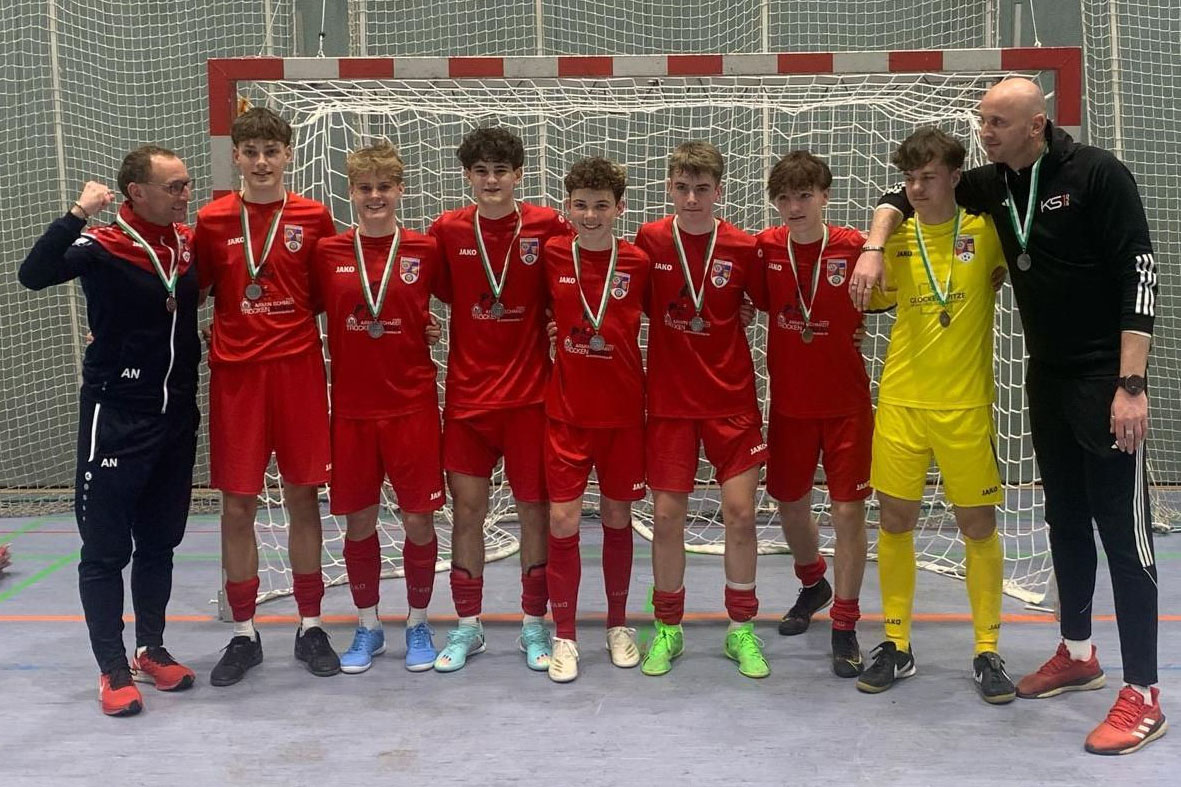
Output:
top-left (1085, 686), bottom-right (1168, 755)
top-left (131, 646), bottom-right (196, 691)
top-left (1016, 642), bottom-right (1105, 699)
top-left (99, 665), bottom-right (143, 716)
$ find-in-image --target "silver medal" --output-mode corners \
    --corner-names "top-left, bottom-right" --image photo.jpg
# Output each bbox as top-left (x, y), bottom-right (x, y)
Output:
top-left (1017, 252), bottom-right (1032, 271)
top-left (245, 282), bottom-right (263, 301)
top-left (367, 321), bottom-right (385, 339)
top-left (689, 315), bottom-right (705, 332)
top-left (589, 333), bottom-right (606, 351)
top-left (165, 295), bottom-right (177, 313)
top-left (939, 310), bottom-right (951, 328)
top-left (801, 328), bottom-right (814, 343)
top-left (490, 300), bottom-right (506, 319)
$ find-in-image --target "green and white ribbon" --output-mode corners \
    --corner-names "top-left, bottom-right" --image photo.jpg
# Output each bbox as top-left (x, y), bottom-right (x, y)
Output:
top-left (786, 224), bottom-right (829, 326)
top-left (353, 225), bottom-right (401, 320)
top-left (238, 191), bottom-right (287, 282)
top-left (571, 236), bottom-right (619, 332)
top-left (914, 208), bottom-right (963, 312)
top-left (115, 213), bottom-right (180, 298)
top-left (474, 204), bottom-right (522, 302)
top-left (670, 216), bottom-right (718, 316)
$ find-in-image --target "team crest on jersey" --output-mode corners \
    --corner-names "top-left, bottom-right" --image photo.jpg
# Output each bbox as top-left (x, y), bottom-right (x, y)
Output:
top-left (283, 225), bottom-right (304, 252)
top-left (710, 259), bottom-right (733, 288)
top-left (519, 238), bottom-right (540, 265)
top-left (827, 259), bottom-right (847, 286)
top-left (610, 271), bottom-right (631, 299)
top-left (399, 257), bottom-right (421, 284)
top-left (954, 235), bottom-right (976, 262)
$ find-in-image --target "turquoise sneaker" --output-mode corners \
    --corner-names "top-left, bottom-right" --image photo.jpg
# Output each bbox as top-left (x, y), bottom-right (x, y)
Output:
top-left (433, 624), bottom-right (486, 673)
top-left (404, 622), bottom-right (437, 672)
top-left (519, 621), bottom-right (552, 671)
top-left (340, 627), bottom-right (386, 674)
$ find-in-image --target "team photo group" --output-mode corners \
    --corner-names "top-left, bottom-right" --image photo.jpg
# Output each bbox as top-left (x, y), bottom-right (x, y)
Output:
top-left (18, 74), bottom-right (1163, 755)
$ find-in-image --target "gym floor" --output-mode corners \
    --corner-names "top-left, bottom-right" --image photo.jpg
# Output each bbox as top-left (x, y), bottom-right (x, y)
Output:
top-left (1, 512), bottom-right (1175, 785)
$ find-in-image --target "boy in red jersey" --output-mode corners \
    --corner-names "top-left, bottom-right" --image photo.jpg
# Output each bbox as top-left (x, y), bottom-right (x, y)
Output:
top-left (543, 157), bottom-right (650, 683)
top-left (753, 151), bottom-right (891, 677)
top-left (429, 128), bottom-right (572, 673)
top-left (314, 142), bottom-right (445, 674)
top-left (633, 142), bottom-right (770, 679)
top-left (195, 108), bottom-right (340, 684)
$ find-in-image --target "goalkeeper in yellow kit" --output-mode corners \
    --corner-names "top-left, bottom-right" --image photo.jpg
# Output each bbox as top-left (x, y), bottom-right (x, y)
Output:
top-left (855, 127), bottom-right (1015, 704)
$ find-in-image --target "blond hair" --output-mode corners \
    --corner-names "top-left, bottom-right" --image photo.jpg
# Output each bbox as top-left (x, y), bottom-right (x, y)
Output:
top-left (347, 141), bottom-right (405, 184)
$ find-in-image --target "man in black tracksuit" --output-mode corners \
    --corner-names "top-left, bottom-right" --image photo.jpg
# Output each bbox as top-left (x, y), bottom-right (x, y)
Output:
top-left (19, 145), bottom-right (202, 717)
top-left (850, 78), bottom-right (1163, 755)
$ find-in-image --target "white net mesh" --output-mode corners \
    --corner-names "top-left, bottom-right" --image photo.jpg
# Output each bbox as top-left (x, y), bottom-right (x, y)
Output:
top-left (1083, 1), bottom-right (1181, 529)
top-left (239, 65), bottom-right (1063, 602)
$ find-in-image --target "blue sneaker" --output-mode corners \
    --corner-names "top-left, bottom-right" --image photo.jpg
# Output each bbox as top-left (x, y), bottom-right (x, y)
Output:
top-left (433, 624), bottom-right (486, 673)
top-left (404, 622), bottom-right (437, 672)
top-left (519, 621), bottom-right (552, 671)
top-left (339, 627), bottom-right (386, 674)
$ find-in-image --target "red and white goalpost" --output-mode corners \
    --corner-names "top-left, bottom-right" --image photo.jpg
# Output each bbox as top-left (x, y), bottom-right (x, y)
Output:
top-left (206, 47), bottom-right (1082, 606)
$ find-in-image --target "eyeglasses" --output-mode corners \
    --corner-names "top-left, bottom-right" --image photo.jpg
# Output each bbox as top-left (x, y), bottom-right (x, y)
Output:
top-left (143, 179), bottom-right (194, 196)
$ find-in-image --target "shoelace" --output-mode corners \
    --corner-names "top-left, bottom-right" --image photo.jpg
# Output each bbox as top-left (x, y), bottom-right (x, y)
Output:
top-left (730, 628), bottom-right (766, 655)
top-left (1106, 689), bottom-right (1147, 730)
top-left (107, 665), bottom-right (134, 689)
top-left (446, 627), bottom-right (480, 648)
top-left (521, 625), bottom-right (549, 649)
top-left (223, 635), bottom-right (257, 655)
top-left (302, 628), bottom-right (333, 652)
top-left (652, 626), bottom-right (678, 651)
top-left (349, 628), bottom-right (381, 652)
top-left (552, 640), bottom-right (578, 666)
top-left (1038, 650), bottom-right (1075, 675)
top-left (142, 646), bottom-right (177, 666)
top-left (407, 625), bottom-right (433, 650)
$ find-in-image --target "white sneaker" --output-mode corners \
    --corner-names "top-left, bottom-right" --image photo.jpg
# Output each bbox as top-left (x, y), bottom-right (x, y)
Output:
top-left (548, 637), bottom-right (580, 683)
top-left (606, 626), bottom-right (640, 668)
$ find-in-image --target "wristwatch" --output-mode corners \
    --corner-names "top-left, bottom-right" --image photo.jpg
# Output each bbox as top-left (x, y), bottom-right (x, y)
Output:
top-left (1118, 375), bottom-right (1147, 395)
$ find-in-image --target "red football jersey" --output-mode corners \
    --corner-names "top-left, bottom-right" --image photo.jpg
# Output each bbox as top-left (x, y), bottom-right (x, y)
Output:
top-left (195, 192), bottom-right (336, 366)
top-left (755, 223), bottom-right (871, 418)
top-left (636, 216), bottom-right (760, 418)
top-left (544, 237), bottom-right (650, 428)
top-left (315, 227), bottom-right (441, 419)
top-left (429, 202), bottom-right (572, 416)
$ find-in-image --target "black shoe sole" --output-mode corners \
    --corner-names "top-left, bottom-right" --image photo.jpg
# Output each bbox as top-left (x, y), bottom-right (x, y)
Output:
top-left (833, 657), bottom-right (864, 678)
top-left (104, 700), bottom-right (143, 717)
top-left (297, 659), bottom-right (342, 677)
top-left (856, 662), bottom-right (916, 693)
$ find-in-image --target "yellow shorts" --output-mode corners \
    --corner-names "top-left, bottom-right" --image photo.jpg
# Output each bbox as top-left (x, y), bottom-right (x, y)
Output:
top-left (870, 402), bottom-right (1004, 507)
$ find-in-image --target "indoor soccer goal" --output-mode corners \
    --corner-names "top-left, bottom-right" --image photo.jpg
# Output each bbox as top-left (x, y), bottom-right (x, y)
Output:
top-left (208, 46), bottom-right (1083, 605)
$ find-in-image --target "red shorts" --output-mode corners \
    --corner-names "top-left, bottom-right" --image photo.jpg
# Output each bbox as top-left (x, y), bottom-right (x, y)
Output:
top-left (545, 419), bottom-right (645, 503)
top-left (209, 351), bottom-right (331, 495)
top-left (330, 407), bottom-right (445, 515)
top-left (646, 413), bottom-right (767, 493)
top-left (443, 404), bottom-right (547, 503)
top-left (767, 407), bottom-right (873, 503)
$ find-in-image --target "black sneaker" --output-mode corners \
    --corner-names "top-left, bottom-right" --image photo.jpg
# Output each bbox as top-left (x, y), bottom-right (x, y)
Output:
top-left (778, 577), bottom-right (833, 635)
top-left (856, 641), bottom-right (916, 693)
top-left (831, 628), bottom-right (864, 678)
top-left (210, 632), bottom-right (264, 687)
top-left (294, 626), bottom-right (341, 677)
top-left (973, 651), bottom-right (1017, 705)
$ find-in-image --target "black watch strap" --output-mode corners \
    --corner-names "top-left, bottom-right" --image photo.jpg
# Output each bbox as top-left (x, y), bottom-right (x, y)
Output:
top-left (1118, 374), bottom-right (1147, 395)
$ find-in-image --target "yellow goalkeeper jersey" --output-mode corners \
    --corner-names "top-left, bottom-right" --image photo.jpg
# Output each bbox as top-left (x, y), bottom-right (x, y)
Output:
top-left (878, 207), bottom-right (1004, 409)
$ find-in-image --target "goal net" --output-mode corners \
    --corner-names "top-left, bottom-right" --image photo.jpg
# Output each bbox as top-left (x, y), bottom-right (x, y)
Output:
top-left (211, 47), bottom-right (1082, 604)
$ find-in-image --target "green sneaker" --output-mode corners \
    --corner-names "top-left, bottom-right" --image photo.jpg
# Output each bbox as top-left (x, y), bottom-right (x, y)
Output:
top-left (724, 622), bottom-right (770, 679)
top-left (641, 621), bottom-right (684, 676)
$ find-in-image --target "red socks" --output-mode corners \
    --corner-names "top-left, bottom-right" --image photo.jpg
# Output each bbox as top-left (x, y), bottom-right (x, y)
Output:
top-left (449, 565), bottom-right (484, 618)
top-left (292, 572), bottom-right (324, 619)
top-left (724, 585), bottom-right (759, 623)
top-left (601, 525), bottom-right (633, 629)
top-left (653, 587), bottom-right (686, 626)
top-left (794, 554), bottom-right (828, 587)
top-left (830, 596), bottom-right (861, 631)
top-left (402, 535), bottom-right (438, 610)
top-left (521, 563), bottom-right (549, 617)
top-left (546, 532), bottom-right (581, 640)
top-left (224, 576), bottom-right (260, 622)
top-left (343, 534), bottom-right (381, 609)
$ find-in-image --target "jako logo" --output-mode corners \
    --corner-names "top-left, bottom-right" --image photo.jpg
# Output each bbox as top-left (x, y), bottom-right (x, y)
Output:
top-left (1040, 193), bottom-right (1071, 212)
top-left (654, 262), bottom-right (674, 271)
top-left (458, 248), bottom-right (479, 256)
top-left (226, 236), bottom-right (244, 246)
top-left (559, 276), bottom-right (577, 285)
top-left (335, 266), bottom-right (356, 273)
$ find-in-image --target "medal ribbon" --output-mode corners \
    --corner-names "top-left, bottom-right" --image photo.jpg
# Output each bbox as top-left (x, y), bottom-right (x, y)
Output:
top-left (115, 214), bottom-right (180, 297)
top-left (353, 226), bottom-right (401, 321)
top-left (670, 216), bottom-right (718, 316)
top-left (474, 204), bottom-right (522, 302)
top-left (571, 236), bottom-right (618, 333)
top-left (914, 208), bottom-right (962, 312)
top-left (239, 192), bottom-right (288, 282)
top-left (786, 224), bottom-right (829, 326)
top-left (1004, 150), bottom-right (1045, 255)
